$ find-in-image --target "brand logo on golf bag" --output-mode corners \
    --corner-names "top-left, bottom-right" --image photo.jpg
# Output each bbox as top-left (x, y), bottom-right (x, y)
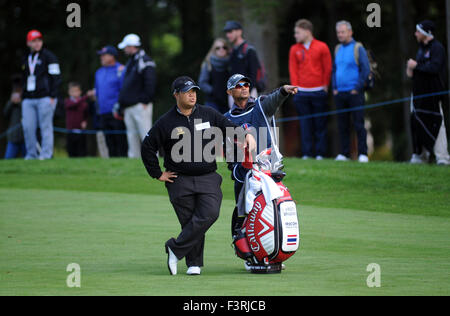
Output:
top-left (247, 195), bottom-right (268, 253)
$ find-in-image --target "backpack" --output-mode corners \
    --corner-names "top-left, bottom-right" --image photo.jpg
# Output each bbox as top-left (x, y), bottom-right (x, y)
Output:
top-left (335, 42), bottom-right (379, 90)
top-left (241, 43), bottom-right (268, 92)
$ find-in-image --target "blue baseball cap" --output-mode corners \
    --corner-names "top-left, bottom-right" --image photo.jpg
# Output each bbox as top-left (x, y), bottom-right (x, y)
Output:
top-left (97, 45), bottom-right (118, 58)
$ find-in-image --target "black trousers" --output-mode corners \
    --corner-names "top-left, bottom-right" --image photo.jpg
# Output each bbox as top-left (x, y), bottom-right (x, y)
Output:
top-left (335, 91), bottom-right (368, 156)
top-left (67, 134), bottom-right (87, 157)
top-left (165, 172), bottom-right (223, 267)
top-left (99, 113), bottom-right (128, 157)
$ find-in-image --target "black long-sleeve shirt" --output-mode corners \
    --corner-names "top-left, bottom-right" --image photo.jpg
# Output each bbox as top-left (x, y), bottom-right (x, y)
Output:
top-left (21, 48), bottom-right (61, 99)
top-left (142, 104), bottom-right (243, 179)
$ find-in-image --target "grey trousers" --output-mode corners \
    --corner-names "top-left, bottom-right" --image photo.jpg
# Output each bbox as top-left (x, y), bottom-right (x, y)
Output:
top-left (22, 97), bottom-right (55, 160)
top-left (165, 172), bottom-right (223, 267)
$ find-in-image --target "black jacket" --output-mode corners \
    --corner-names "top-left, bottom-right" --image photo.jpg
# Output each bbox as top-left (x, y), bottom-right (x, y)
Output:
top-left (21, 48), bottom-right (61, 99)
top-left (119, 49), bottom-right (156, 109)
top-left (141, 104), bottom-right (242, 179)
top-left (413, 39), bottom-right (447, 112)
top-left (198, 55), bottom-right (230, 111)
top-left (230, 41), bottom-right (259, 90)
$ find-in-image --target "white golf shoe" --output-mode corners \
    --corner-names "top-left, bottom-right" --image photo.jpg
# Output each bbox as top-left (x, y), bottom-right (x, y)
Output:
top-left (358, 154), bottom-right (369, 163)
top-left (410, 154), bottom-right (425, 164)
top-left (165, 245), bottom-right (178, 275)
top-left (335, 154), bottom-right (349, 161)
top-left (186, 266), bottom-right (201, 275)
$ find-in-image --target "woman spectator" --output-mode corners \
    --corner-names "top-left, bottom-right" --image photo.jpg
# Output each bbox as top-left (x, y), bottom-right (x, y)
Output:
top-left (198, 38), bottom-right (230, 114)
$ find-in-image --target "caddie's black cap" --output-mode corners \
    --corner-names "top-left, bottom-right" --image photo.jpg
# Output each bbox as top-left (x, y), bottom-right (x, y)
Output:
top-left (171, 76), bottom-right (200, 94)
top-left (227, 74), bottom-right (251, 90)
top-left (223, 20), bottom-right (243, 32)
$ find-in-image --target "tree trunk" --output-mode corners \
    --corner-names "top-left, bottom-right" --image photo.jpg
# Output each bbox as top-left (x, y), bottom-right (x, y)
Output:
top-left (212, 0), bottom-right (242, 38)
top-left (395, 0), bottom-right (414, 160)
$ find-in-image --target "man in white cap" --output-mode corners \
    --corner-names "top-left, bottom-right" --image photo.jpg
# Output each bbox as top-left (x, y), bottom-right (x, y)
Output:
top-left (407, 20), bottom-right (449, 165)
top-left (117, 34), bottom-right (157, 158)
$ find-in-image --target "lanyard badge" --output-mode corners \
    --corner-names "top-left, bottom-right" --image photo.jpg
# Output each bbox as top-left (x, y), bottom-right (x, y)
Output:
top-left (27, 53), bottom-right (39, 92)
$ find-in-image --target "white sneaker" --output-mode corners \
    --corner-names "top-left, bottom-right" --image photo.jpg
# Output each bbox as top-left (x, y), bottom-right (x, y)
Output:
top-left (410, 154), bottom-right (425, 164)
top-left (358, 154), bottom-right (369, 163)
top-left (244, 261), bottom-right (252, 271)
top-left (165, 245), bottom-right (178, 275)
top-left (186, 266), bottom-right (201, 275)
top-left (437, 159), bottom-right (449, 165)
top-left (316, 156), bottom-right (324, 161)
top-left (302, 156), bottom-right (311, 160)
top-left (335, 154), bottom-right (349, 161)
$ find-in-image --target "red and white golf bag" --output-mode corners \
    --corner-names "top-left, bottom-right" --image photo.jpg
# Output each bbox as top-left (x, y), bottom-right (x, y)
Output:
top-left (232, 148), bottom-right (300, 273)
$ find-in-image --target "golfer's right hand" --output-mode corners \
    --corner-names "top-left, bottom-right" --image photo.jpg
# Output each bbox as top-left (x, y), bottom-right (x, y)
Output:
top-left (159, 171), bottom-right (178, 183)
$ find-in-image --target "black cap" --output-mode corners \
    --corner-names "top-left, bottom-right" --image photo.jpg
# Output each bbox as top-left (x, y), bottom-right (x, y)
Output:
top-left (223, 20), bottom-right (243, 32)
top-left (171, 76), bottom-right (201, 94)
top-left (227, 74), bottom-right (251, 90)
top-left (417, 20), bottom-right (435, 37)
top-left (97, 45), bottom-right (118, 58)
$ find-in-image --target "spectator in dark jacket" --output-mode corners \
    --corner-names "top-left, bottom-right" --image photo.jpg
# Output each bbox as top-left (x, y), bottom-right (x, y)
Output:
top-left (64, 82), bottom-right (88, 158)
top-left (198, 38), bottom-right (230, 114)
top-left (224, 21), bottom-right (260, 98)
top-left (4, 88), bottom-right (26, 159)
top-left (407, 20), bottom-right (449, 165)
top-left (117, 34), bottom-right (156, 158)
top-left (21, 30), bottom-right (61, 160)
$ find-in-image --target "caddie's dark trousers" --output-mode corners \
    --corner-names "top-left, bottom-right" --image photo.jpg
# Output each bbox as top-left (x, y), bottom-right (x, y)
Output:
top-left (165, 172), bottom-right (223, 267)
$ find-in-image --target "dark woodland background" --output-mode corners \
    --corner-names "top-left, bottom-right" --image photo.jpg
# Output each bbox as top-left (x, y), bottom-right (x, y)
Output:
top-left (1, 0), bottom-right (449, 160)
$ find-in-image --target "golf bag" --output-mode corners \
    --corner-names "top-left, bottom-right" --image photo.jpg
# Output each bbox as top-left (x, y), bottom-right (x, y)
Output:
top-left (232, 148), bottom-right (300, 273)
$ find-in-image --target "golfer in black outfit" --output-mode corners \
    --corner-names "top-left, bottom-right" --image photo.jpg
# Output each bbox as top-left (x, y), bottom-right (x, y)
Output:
top-left (141, 76), bottom-right (256, 275)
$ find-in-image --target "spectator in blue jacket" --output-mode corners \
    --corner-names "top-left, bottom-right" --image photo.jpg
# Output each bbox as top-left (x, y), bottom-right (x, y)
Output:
top-left (90, 45), bottom-right (127, 157)
top-left (332, 21), bottom-right (371, 163)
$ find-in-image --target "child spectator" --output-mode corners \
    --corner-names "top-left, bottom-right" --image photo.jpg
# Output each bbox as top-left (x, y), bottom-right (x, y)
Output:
top-left (64, 82), bottom-right (89, 157)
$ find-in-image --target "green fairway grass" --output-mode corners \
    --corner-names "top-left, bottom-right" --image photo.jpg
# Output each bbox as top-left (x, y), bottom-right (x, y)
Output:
top-left (0, 158), bottom-right (449, 295)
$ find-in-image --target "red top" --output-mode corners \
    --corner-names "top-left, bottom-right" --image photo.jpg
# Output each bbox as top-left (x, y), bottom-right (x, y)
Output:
top-left (289, 39), bottom-right (332, 89)
top-left (64, 96), bottom-right (88, 129)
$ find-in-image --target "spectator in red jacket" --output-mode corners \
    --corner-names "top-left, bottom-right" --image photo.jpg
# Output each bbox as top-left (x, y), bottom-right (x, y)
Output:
top-left (289, 19), bottom-right (332, 160)
top-left (64, 82), bottom-right (89, 157)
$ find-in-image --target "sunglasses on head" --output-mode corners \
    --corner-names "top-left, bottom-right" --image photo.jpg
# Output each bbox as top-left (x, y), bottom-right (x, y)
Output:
top-left (234, 82), bottom-right (250, 89)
